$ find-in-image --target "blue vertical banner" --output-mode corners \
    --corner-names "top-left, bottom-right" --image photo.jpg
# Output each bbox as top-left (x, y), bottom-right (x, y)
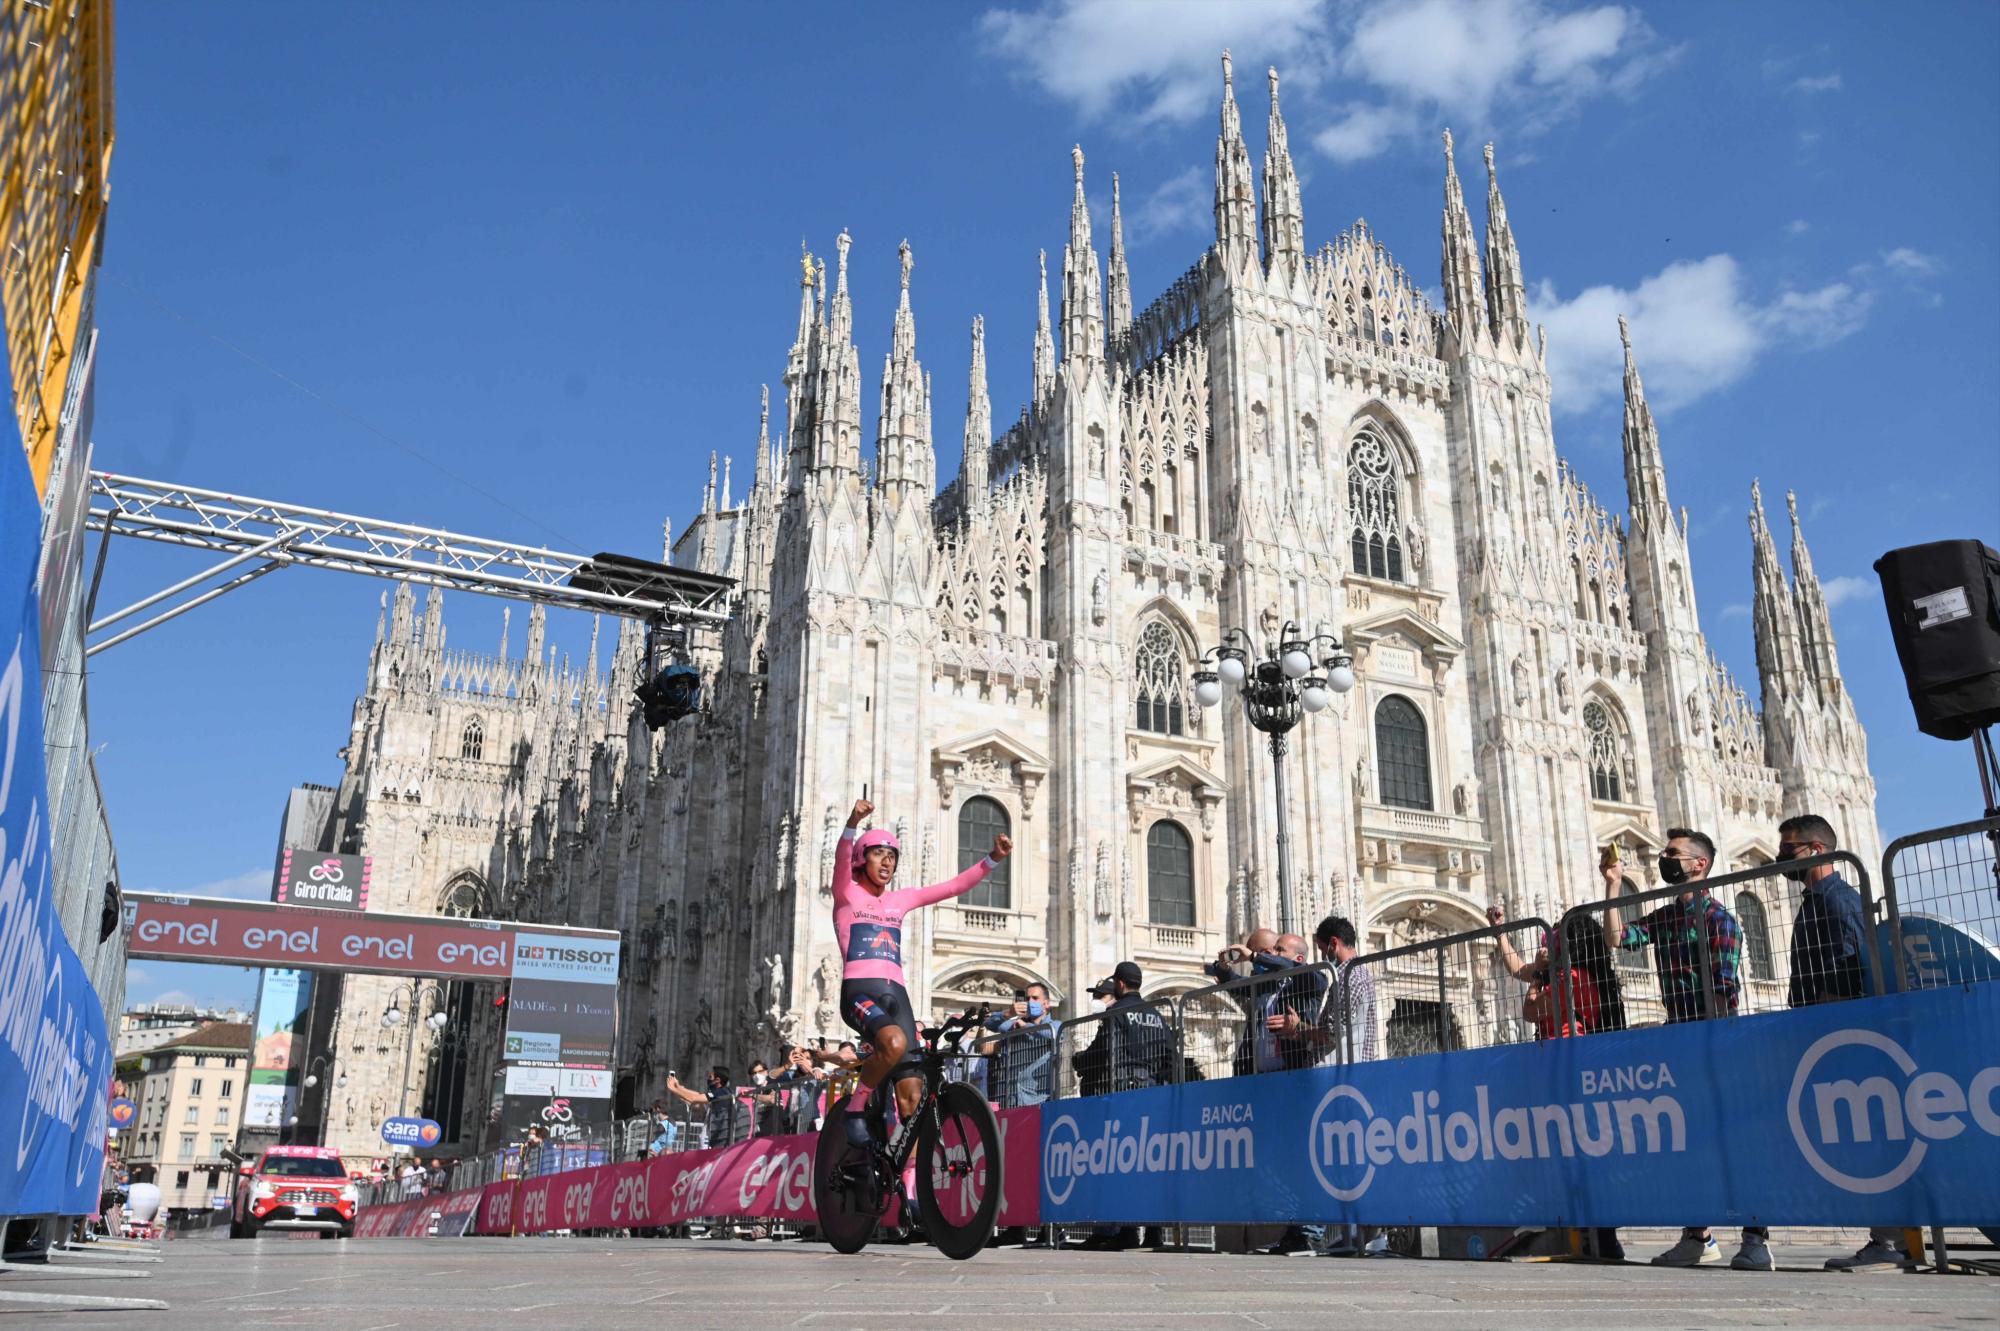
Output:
top-left (0, 438), bottom-right (113, 1216)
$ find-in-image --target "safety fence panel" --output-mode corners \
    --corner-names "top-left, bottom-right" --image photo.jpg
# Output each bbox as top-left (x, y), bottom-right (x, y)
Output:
top-left (1052, 1002), bottom-right (1183, 1100)
top-left (1552, 853), bottom-right (1880, 1032)
top-left (1175, 964), bottom-right (1340, 1082)
top-left (1882, 815), bottom-right (2000, 991)
top-left (1341, 920), bottom-right (1552, 1060)
top-left (977, 1018), bottom-right (1062, 1110)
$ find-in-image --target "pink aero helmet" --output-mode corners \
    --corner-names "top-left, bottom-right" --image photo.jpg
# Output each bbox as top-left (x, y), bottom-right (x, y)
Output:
top-left (853, 827), bottom-right (901, 879)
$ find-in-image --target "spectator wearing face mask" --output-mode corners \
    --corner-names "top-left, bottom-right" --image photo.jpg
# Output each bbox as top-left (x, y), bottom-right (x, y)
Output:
top-left (980, 983), bottom-right (1060, 1107)
top-left (664, 1067), bottom-right (750, 1148)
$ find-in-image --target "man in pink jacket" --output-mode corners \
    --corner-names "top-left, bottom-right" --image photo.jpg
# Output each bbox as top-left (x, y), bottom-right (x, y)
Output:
top-left (833, 796), bottom-right (1012, 1144)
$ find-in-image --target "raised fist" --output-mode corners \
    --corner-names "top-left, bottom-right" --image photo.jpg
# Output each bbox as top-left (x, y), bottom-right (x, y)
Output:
top-left (991, 833), bottom-right (1013, 861)
top-left (849, 798), bottom-right (874, 827)
top-left (1485, 904), bottom-right (1504, 926)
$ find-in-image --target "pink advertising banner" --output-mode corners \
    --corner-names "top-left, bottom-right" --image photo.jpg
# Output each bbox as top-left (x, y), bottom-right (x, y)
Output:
top-left (378, 1105), bottom-right (1041, 1239)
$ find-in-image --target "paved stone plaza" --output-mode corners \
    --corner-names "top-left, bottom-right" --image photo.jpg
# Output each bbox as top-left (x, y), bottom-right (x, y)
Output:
top-left (7, 1234), bottom-right (1994, 1329)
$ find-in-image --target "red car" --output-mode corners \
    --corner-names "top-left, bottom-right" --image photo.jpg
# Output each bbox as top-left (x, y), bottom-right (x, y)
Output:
top-left (231, 1146), bottom-right (357, 1239)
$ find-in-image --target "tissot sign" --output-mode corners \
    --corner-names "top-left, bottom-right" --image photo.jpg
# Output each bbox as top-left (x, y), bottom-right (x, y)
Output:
top-left (122, 893), bottom-right (619, 983)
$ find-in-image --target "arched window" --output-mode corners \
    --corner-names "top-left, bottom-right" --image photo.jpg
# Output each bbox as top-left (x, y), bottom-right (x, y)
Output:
top-left (1374, 696), bottom-right (1432, 810)
top-left (1736, 892), bottom-right (1773, 981)
top-left (1583, 701), bottom-right (1627, 802)
top-left (460, 719), bottom-right (483, 761)
top-left (1147, 820), bottom-right (1195, 927)
top-left (1347, 430), bottom-right (1406, 582)
top-left (1133, 621), bottom-right (1186, 736)
top-left (957, 797), bottom-right (1011, 909)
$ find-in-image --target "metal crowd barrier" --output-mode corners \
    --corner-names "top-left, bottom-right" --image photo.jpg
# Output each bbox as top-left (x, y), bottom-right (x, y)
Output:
top-left (1342, 918), bottom-right (1553, 1059)
top-left (971, 1017), bottom-right (1062, 1109)
top-left (1175, 963), bottom-right (1340, 1081)
top-left (1882, 814), bottom-right (2000, 991)
top-left (1052, 1000), bottom-right (1183, 1099)
top-left (1549, 851), bottom-right (1881, 1034)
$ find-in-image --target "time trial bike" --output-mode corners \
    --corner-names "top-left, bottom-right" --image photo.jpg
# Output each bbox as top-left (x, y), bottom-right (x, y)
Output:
top-left (813, 1005), bottom-right (1002, 1261)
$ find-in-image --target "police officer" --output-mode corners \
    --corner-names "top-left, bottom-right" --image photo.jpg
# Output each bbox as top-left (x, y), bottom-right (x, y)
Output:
top-left (1072, 961), bottom-right (1176, 1094)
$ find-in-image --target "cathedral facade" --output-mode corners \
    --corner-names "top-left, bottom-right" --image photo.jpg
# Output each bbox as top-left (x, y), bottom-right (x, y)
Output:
top-left (314, 58), bottom-right (1878, 1159)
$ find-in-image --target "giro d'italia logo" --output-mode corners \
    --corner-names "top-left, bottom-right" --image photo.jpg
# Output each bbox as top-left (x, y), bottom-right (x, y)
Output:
top-left (1786, 1029), bottom-right (2000, 1195)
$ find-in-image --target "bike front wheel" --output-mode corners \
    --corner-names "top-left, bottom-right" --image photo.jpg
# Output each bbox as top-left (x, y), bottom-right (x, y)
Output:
top-left (813, 1094), bottom-right (882, 1255)
top-left (915, 1082), bottom-right (1002, 1261)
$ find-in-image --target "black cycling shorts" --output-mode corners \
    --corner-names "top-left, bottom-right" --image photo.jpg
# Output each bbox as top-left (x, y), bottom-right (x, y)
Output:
top-left (840, 979), bottom-right (923, 1082)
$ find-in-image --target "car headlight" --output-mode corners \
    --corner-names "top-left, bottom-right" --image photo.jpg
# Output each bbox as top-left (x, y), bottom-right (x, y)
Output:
top-left (339, 1183), bottom-right (358, 1203)
top-left (250, 1180), bottom-right (276, 1200)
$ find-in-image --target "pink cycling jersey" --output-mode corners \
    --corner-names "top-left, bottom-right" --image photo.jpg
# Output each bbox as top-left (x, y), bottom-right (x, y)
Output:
top-left (833, 828), bottom-right (994, 986)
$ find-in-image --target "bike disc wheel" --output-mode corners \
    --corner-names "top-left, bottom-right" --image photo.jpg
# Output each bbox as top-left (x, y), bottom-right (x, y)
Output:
top-left (915, 1082), bottom-right (1002, 1261)
top-left (813, 1095), bottom-right (881, 1255)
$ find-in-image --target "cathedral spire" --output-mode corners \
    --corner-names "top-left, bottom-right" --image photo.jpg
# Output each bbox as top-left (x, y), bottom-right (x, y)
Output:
top-left (1750, 480), bottom-right (1806, 700)
top-left (876, 238), bottom-right (932, 507)
top-left (811, 229), bottom-right (864, 475)
top-left (1261, 67), bottom-right (1305, 275)
top-left (1439, 129), bottom-right (1486, 340)
top-left (422, 586), bottom-right (444, 654)
top-left (698, 452), bottom-right (719, 572)
top-left (1061, 145), bottom-right (1104, 368)
top-left (1215, 50), bottom-right (1259, 261)
top-left (1032, 249), bottom-right (1056, 403)
top-left (1787, 490), bottom-right (1844, 696)
top-left (584, 613), bottom-right (601, 684)
top-left (752, 384), bottom-right (771, 496)
top-left (721, 455), bottom-right (733, 510)
top-left (499, 604), bottom-right (510, 661)
top-left (1107, 173), bottom-right (1133, 348)
top-left (1482, 143), bottom-right (1530, 346)
top-left (1619, 315), bottom-right (1670, 522)
top-left (961, 314), bottom-right (991, 504)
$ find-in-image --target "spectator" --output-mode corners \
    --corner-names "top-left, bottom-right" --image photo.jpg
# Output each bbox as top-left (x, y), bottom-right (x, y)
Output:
top-left (1204, 927), bottom-right (1283, 1078)
top-left (746, 1060), bottom-right (786, 1137)
top-left (1490, 906), bottom-right (1623, 1263)
top-left (772, 1045), bottom-right (827, 1133)
top-left (664, 1066), bottom-right (750, 1148)
top-left (1776, 813), bottom-right (1910, 1273)
top-left (424, 1157), bottom-right (447, 1195)
top-left (646, 1098), bottom-right (682, 1155)
top-left (980, 983), bottom-right (1060, 1107)
top-left (1601, 827), bottom-right (1748, 1269)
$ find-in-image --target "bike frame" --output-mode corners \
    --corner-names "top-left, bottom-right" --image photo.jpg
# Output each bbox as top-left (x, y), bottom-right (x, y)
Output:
top-left (872, 1009), bottom-right (986, 1175)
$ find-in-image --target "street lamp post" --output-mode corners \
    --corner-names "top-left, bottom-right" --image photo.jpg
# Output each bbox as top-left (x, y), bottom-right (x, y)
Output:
top-left (1193, 620), bottom-right (1356, 937)
top-left (381, 982), bottom-right (449, 1119)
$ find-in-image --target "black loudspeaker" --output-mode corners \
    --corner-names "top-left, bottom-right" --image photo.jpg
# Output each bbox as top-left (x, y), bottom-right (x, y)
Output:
top-left (1874, 540), bottom-right (2000, 741)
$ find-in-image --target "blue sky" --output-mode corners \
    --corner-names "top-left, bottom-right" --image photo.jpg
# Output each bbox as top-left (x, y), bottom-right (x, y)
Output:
top-left (99, 1), bottom-right (1997, 1010)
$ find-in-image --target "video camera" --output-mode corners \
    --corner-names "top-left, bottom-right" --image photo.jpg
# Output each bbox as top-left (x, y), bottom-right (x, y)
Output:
top-left (1202, 948), bottom-right (1300, 982)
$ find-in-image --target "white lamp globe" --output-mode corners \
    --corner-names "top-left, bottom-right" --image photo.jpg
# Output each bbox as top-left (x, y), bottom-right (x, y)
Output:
top-left (336, 1075), bottom-right (349, 1090)
top-left (1327, 660), bottom-right (1357, 693)
top-left (1217, 653), bottom-right (1246, 685)
top-left (1194, 676), bottom-right (1223, 707)
top-left (1301, 682), bottom-right (1331, 713)
top-left (304, 1074), bottom-right (319, 1089)
top-left (1281, 647), bottom-right (1312, 679)
top-left (382, 1006), bottom-right (403, 1028)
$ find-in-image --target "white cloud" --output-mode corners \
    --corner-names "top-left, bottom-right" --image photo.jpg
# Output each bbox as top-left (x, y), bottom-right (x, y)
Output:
top-left (1530, 254), bottom-right (1873, 415)
top-left (1720, 603), bottom-right (1750, 620)
top-left (1315, 102), bottom-right (1411, 162)
top-left (165, 868), bottom-right (272, 900)
top-left (1820, 575), bottom-right (1872, 608)
top-left (979, 0), bottom-right (1330, 126)
top-left (1790, 73), bottom-right (1843, 93)
top-left (1786, 219), bottom-right (1811, 237)
top-left (1882, 246), bottom-right (1940, 275)
top-left (1124, 165), bottom-right (1208, 243)
top-left (979, 0), bottom-right (1671, 162)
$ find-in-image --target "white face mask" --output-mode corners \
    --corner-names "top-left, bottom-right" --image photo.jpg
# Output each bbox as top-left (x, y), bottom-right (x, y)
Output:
top-left (753, 1072), bottom-right (768, 1086)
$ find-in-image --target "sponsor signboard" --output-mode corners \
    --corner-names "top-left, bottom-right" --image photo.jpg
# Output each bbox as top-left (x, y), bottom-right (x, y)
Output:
top-left (381, 1116), bottom-right (444, 1149)
top-left (1039, 983), bottom-right (2000, 1228)
top-left (504, 932), bottom-right (619, 1066)
top-left (0, 431), bottom-right (114, 1218)
top-left (274, 850), bottom-right (370, 910)
top-left (108, 1097), bottom-right (136, 1128)
top-left (122, 892), bottom-right (617, 980)
top-left (245, 968), bottom-right (309, 1130)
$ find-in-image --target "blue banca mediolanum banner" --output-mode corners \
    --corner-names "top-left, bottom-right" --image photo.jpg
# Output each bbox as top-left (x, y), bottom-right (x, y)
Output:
top-left (1040, 983), bottom-right (2000, 1229)
top-left (0, 438), bottom-right (113, 1217)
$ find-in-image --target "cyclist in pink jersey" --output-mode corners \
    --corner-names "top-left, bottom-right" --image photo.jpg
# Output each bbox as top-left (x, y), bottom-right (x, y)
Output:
top-left (834, 796), bottom-right (1011, 1144)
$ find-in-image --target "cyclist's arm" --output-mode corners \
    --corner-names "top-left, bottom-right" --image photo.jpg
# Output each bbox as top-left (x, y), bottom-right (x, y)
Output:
top-left (890, 855), bottom-right (995, 911)
top-left (832, 826), bottom-right (857, 893)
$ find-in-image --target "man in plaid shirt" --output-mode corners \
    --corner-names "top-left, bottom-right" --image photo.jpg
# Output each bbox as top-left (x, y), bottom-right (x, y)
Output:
top-left (1601, 827), bottom-right (1742, 1024)
top-left (1599, 827), bottom-right (1754, 1269)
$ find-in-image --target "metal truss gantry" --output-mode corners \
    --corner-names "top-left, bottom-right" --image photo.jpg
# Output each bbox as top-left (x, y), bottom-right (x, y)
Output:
top-left (84, 471), bottom-right (734, 656)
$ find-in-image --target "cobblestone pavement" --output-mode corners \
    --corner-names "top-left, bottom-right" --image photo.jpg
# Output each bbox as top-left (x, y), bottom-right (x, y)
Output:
top-left (7, 1234), bottom-right (1995, 1329)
